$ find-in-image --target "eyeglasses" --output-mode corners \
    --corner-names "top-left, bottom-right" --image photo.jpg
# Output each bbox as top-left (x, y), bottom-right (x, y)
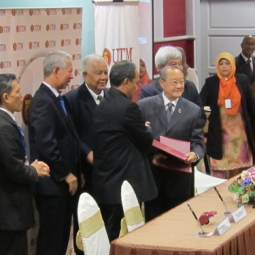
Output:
top-left (169, 62), bottom-right (183, 68)
top-left (161, 79), bottom-right (185, 86)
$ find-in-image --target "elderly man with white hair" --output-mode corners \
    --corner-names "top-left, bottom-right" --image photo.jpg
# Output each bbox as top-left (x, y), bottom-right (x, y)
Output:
top-left (139, 46), bottom-right (204, 122)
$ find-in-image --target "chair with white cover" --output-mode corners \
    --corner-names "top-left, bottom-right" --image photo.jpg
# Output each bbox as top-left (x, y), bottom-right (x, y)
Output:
top-left (76, 192), bottom-right (110, 255)
top-left (120, 180), bottom-right (144, 236)
top-left (195, 167), bottom-right (227, 195)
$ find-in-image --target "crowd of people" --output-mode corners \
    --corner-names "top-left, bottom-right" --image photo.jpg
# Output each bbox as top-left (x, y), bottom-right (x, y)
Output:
top-left (1, 35), bottom-right (255, 254)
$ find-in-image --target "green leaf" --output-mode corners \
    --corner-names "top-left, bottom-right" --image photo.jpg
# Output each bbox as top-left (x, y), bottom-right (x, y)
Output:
top-left (238, 186), bottom-right (246, 195)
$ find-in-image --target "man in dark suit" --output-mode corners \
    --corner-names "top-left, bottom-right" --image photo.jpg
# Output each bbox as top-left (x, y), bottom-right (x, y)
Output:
top-left (139, 66), bottom-right (205, 221)
top-left (235, 36), bottom-right (255, 85)
top-left (63, 54), bottom-right (108, 195)
top-left (0, 74), bottom-right (50, 255)
top-left (28, 51), bottom-right (81, 255)
top-left (92, 60), bottom-right (157, 241)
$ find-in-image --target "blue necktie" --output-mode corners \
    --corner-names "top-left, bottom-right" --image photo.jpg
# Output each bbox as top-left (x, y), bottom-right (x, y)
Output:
top-left (58, 95), bottom-right (67, 115)
top-left (17, 125), bottom-right (27, 155)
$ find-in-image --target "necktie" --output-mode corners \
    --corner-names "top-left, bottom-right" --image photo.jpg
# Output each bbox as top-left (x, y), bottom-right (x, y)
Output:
top-left (166, 103), bottom-right (173, 123)
top-left (97, 95), bottom-right (103, 104)
top-left (58, 95), bottom-right (67, 115)
top-left (17, 125), bottom-right (27, 155)
top-left (247, 59), bottom-right (253, 76)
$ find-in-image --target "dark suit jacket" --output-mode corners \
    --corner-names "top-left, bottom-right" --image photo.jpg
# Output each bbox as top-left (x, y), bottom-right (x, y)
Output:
top-left (63, 83), bottom-right (107, 193)
top-left (91, 87), bottom-right (157, 204)
top-left (200, 74), bottom-right (255, 159)
top-left (139, 95), bottom-right (205, 198)
top-left (28, 83), bottom-right (80, 196)
top-left (235, 54), bottom-right (255, 84)
top-left (0, 110), bottom-right (38, 231)
top-left (139, 79), bottom-right (206, 125)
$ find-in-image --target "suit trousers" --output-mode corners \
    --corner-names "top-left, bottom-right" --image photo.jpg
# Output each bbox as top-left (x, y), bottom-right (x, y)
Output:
top-left (35, 194), bottom-right (79, 255)
top-left (0, 230), bottom-right (27, 255)
top-left (99, 204), bottom-right (124, 242)
top-left (145, 166), bottom-right (194, 221)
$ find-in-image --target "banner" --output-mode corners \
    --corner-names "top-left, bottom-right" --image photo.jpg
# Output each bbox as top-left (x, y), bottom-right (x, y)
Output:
top-left (94, 1), bottom-right (140, 76)
top-left (0, 8), bottom-right (82, 255)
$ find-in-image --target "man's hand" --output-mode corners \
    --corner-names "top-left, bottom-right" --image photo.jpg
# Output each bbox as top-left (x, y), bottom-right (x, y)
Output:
top-left (65, 173), bottom-right (78, 195)
top-left (145, 121), bottom-right (151, 128)
top-left (184, 152), bottom-right (197, 164)
top-left (31, 160), bottom-right (50, 177)
top-left (152, 153), bottom-right (167, 166)
top-left (86, 151), bottom-right (93, 164)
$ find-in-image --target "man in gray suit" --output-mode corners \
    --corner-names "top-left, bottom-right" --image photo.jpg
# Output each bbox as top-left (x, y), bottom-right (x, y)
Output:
top-left (139, 66), bottom-right (205, 221)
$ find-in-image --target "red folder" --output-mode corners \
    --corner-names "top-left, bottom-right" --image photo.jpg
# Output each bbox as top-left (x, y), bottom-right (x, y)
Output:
top-left (152, 136), bottom-right (191, 173)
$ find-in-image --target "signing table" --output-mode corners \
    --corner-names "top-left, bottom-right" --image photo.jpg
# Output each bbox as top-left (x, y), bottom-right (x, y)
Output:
top-left (110, 177), bottom-right (255, 255)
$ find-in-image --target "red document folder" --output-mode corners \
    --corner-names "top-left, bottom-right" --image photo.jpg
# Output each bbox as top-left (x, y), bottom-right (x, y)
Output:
top-left (152, 136), bottom-right (191, 173)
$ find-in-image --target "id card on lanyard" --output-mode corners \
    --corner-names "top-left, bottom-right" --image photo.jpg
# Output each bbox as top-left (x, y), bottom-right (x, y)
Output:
top-left (225, 99), bottom-right (232, 109)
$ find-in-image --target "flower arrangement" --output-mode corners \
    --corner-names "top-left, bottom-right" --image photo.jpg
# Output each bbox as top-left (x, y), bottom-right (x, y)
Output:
top-left (228, 166), bottom-right (255, 207)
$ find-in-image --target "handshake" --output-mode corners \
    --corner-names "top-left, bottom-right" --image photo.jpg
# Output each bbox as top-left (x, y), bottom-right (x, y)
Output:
top-left (31, 160), bottom-right (50, 177)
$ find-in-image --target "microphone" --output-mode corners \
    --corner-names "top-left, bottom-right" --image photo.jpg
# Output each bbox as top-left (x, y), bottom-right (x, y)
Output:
top-left (214, 187), bottom-right (231, 215)
top-left (187, 203), bottom-right (207, 235)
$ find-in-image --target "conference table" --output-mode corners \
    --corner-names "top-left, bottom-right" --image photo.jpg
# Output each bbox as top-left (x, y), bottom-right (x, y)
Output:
top-left (110, 177), bottom-right (255, 255)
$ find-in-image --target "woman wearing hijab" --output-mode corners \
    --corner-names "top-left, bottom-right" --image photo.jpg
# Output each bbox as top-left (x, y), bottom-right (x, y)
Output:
top-left (200, 52), bottom-right (255, 179)
top-left (133, 59), bottom-right (151, 103)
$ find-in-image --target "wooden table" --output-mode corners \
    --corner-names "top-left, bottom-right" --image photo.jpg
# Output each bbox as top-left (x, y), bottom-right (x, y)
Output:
top-left (110, 177), bottom-right (255, 255)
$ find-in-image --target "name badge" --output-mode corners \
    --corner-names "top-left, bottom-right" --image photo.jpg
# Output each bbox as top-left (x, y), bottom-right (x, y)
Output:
top-left (225, 99), bottom-right (232, 109)
top-left (215, 217), bottom-right (231, 235)
top-left (231, 206), bottom-right (247, 223)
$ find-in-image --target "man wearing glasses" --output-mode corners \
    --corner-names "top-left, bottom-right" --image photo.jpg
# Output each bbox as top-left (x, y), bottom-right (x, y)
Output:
top-left (139, 66), bottom-right (205, 221)
top-left (139, 46), bottom-right (205, 124)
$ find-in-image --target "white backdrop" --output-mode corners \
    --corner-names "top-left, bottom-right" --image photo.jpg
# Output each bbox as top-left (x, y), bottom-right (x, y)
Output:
top-left (0, 8), bottom-right (82, 255)
top-left (94, 1), bottom-right (140, 79)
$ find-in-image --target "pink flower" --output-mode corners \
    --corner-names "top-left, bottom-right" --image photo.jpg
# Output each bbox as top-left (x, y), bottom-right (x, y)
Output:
top-left (241, 170), bottom-right (251, 180)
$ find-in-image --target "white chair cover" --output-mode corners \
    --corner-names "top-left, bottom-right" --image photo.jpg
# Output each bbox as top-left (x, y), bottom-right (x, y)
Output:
top-left (195, 168), bottom-right (227, 195)
top-left (121, 180), bottom-right (145, 232)
top-left (77, 193), bottom-right (110, 255)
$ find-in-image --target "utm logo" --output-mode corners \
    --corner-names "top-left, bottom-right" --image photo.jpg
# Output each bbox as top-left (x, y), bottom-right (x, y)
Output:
top-left (62, 9), bottom-right (72, 15)
top-left (29, 41), bottom-right (40, 49)
top-left (0, 26), bottom-right (10, 33)
top-left (13, 43), bottom-right (23, 51)
top-left (60, 24), bottom-right (69, 30)
top-left (72, 54), bottom-right (81, 61)
top-left (29, 9), bottom-right (41, 16)
top-left (45, 40), bottom-right (56, 48)
top-left (0, 61), bottom-right (12, 69)
top-left (103, 48), bottom-right (111, 66)
top-left (0, 44), bottom-right (7, 52)
top-left (31, 25), bottom-right (41, 32)
top-left (46, 24), bottom-right (56, 31)
top-left (73, 23), bottom-right (82, 30)
top-left (77, 9), bottom-right (82, 15)
top-left (17, 60), bottom-right (26, 67)
top-left (16, 25), bottom-right (26, 33)
top-left (61, 39), bottom-right (71, 47)
top-left (22, 94), bottom-right (32, 126)
top-left (12, 10), bottom-right (24, 16)
top-left (74, 69), bottom-right (81, 77)
top-left (75, 38), bottom-right (82, 46)
top-left (46, 9), bottom-right (57, 15)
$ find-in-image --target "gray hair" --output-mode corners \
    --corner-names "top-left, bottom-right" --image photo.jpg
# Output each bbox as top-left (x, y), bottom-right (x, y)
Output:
top-left (160, 66), bottom-right (183, 80)
top-left (82, 54), bottom-right (107, 73)
top-left (0, 74), bottom-right (16, 105)
top-left (43, 50), bottom-right (72, 77)
top-left (155, 46), bottom-right (182, 71)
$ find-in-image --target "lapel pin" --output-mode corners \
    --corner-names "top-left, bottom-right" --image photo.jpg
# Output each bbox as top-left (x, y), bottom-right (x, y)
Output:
top-left (178, 109), bottom-right (181, 113)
